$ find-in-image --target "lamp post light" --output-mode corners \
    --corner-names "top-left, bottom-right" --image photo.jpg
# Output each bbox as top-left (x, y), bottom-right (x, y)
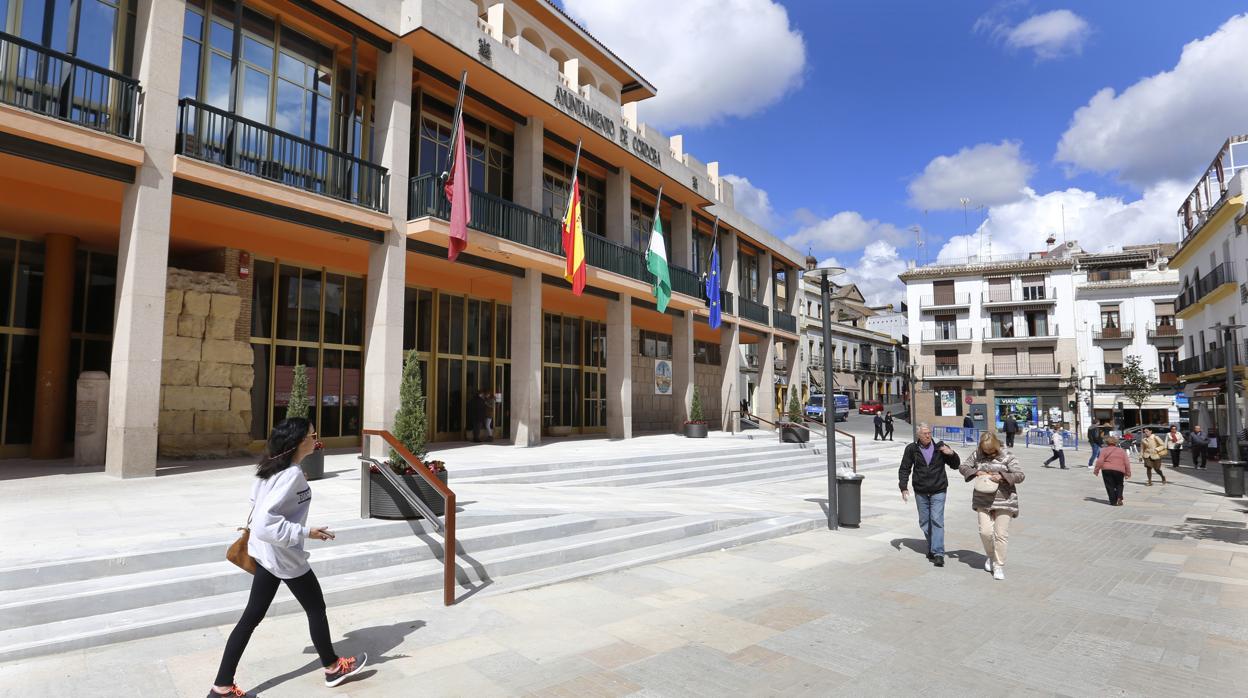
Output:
top-left (804, 261), bottom-right (846, 530)
top-left (1211, 323), bottom-right (1245, 463)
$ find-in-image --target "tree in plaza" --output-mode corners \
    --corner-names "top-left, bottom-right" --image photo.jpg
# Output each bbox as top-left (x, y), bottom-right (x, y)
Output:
top-left (391, 349), bottom-right (428, 466)
top-left (285, 364), bottom-right (310, 420)
top-left (689, 386), bottom-right (705, 424)
top-left (787, 388), bottom-right (803, 423)
top-left (1119, 353), bottom-right (1154, 428)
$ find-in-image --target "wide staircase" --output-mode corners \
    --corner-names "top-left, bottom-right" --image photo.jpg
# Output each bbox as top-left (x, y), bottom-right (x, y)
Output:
top-left (0, 433), bottom-right (890, 662)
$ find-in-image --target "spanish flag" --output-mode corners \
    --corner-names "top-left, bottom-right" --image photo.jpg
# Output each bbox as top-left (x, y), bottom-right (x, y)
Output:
top-left (562, 177), bottom-right (587, 295)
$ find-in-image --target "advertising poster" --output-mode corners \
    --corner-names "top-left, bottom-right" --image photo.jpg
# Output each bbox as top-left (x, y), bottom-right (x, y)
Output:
top-left (939, 390), bottom-right (957, 417)
top-left (995, 396), bottom-right (1038, 428)
top-left (654, 359), bottom-right (673, 395)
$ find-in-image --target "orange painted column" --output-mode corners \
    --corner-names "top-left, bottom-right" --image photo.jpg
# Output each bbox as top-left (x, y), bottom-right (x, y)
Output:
top-left (31, 233), bottom-right (78, 458)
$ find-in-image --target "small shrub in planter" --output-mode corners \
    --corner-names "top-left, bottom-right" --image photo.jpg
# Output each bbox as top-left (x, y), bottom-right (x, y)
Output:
top-left (780, 389), bottom-right (810, 444)
top-left (286, 364), bottom-right (325, 480)
top-left (683, 387), bottom-right (708, 438)
top-left (369, 350), bottom-right (447, 520)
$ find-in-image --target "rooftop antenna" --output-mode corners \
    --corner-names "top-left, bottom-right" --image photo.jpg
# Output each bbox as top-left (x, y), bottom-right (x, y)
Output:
top-left (911, 224), bottom-right (923, 266)
top-left (1061, 203), bottom-right (1067, 245)
top-left (960, 197), bottom-right (971, 259)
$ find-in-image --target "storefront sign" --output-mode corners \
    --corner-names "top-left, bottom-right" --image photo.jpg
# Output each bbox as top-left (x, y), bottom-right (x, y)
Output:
top-left (1175, 393), bottom-right (1189, 409)
top-left (939, 389), bottom-right (957, 417)
top-left (994, 396), bottom-right (1038, 428)
top-left (654, 359), bottom-right (672, 395)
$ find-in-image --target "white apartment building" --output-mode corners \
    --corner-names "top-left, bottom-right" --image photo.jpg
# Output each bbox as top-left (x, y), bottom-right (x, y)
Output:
top-left (865, 305), bottom-right (907, 343)
top-left (795, 277), bottom-right (902, 406)
top-left (1172, 136), bottom-right (1248, 442)
top-left (1072, 245), bottom-right (1183, 429)
top-left (900, 244), bottom-right (1081, 431)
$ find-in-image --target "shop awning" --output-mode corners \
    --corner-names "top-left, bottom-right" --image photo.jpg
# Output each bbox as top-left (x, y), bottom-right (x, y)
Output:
top-left (1190, 382), bottom-right (1224, 398)
top-left (1093, 395), bottom-right (1177, 410)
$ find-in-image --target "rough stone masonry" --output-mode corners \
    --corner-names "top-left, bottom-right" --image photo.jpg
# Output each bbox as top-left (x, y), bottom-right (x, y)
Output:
top-left (158, 269), bottom-right (254, 457)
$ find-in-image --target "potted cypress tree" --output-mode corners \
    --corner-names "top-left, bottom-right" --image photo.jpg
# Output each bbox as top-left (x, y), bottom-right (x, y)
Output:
top-left (683, 386), bottom-right (709, 438)
top-left (287, 364), bottom-right (325, 480)
top-left (369, 350), bottom-right (448, 520)
top-left (780, 389), bottom-right (810, 443)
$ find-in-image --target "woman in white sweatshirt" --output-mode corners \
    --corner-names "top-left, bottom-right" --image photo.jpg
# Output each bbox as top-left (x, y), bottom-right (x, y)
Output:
top-left (209, 418), bottom-right (367, 697)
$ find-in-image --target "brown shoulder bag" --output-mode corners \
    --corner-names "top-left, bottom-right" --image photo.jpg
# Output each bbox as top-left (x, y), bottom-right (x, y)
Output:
top-left (226, 507), bottom-right (257, 574)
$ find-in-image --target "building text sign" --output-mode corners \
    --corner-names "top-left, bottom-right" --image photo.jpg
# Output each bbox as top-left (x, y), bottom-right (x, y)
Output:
top-left (553, 86), bottom-right (661, 168)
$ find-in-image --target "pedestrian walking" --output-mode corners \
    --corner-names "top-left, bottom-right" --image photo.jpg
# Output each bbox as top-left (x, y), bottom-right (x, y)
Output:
top-left (1208, 430), bottom-right (1220, 461)
top-left (1139, 427), bottom-right (1167, 486)
top-left (958, 432), bottom-right (1024, 581)
top-left (1043, 428), bottom-right (1067, 469)
top-left (874, 412), bottom-right (884, 441)
top-left (963, 414), bottom-right (975, 430)
top-left (898, 423), bottom-right (962, 567)
top-left (480, 390), bottom-right (495, 441)
top-left (1086, 421), bottom-right (1104, 469)
top-left (210, 418), bottom-right (367, 697)
top-left (1165, 424), bottom-right (1184, 469)
top-left (1093, 434), bottom-right (1132, 506)
top-left (884, 411), bottom-right (895, 441)
top-left (1002, 414), bottom-right (1018, 448)
top-left (467, 389), bottom-right (486, 442)
top-left (1189, 425), bottom-right (1209, 469)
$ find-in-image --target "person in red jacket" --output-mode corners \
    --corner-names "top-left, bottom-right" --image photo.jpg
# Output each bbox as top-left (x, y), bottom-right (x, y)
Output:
top-left (1093, 434), bottom-right (1132, 506)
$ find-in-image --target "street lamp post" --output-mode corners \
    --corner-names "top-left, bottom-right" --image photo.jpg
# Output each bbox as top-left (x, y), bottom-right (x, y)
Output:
top-left (805, 261), bottom-right (846, 530)
top-left (1212, 323), bottom-right (1244, 463)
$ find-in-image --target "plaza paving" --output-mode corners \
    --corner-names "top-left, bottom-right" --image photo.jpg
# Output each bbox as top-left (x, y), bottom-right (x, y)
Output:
top-left (3, 424), bottom-right (1247, 696)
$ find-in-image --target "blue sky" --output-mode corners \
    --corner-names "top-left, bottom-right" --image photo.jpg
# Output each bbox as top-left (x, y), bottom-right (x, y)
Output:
top-left (563, 1), bottom-right (1248, 306)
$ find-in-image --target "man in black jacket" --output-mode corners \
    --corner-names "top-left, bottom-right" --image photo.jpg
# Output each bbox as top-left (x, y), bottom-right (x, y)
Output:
top-left (873, 412), bottom-right (884, 440)
top-left (1003, 415), bottom-right (1018, 447)
top-left (899, 423), bottom-right (962, 567)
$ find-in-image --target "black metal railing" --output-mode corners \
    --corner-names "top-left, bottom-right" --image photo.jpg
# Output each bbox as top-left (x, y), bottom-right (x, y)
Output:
top-left (985, 361), bottom-right (1062, 377)
top-left (585, 233), bottom-right (648, 284)
top-left (922, 328), bottom-right (971, 341)
top-left (721, 290), bottom-right (735, 315)
top-left (739, 297), bottom-right (770, 324)
top-left (669, 264), bottom-right (701, 298)
top-left (774, 310), bottom-right (797, 333)
top-left (1147, 322), bottom-right (1180, 339)
top-left (1092, 326), bottom-right (1134, 341)
top-left (409, 173), bottom-right (561, 254)
top-left (0, 31), bottom-right (139, 139)
top-left (919, 294), bottom-right (971, 308)
top-left (984, 288), bottom-right (1057, 304)
top-left (855, 361), bottom-right (874, 372)
top-left (178, 98), bottom-right (387, 211)
top-left (923, 363), bottom-right (974, 378)
top-left (983, 323), bottom-right (1059, 340)
top-left (1177, 263), bottom-right (1236, 312)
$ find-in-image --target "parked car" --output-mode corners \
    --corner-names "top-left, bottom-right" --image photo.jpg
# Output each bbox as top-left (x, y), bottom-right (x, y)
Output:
top-left (832, 393), bottom-right (850, 422)
top-left (804, 394), bottom-right (825, 422)
top-left (858, 400), bottom-right (883, 415)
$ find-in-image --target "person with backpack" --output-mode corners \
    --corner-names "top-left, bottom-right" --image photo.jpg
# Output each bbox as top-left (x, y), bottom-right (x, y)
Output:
top-left (209, 418), bottom-right (367, 697)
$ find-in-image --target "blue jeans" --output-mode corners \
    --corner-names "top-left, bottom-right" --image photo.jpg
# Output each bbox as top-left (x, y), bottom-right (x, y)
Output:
top-left (916, 491), bottom-right (946, 556)
top-left (1087, 443), bottom-right (1101, 467)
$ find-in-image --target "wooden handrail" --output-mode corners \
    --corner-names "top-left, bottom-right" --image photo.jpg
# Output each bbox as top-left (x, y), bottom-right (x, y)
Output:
top-left (361, 429), bottom-right (457, 607)
top-left (732, 411), bottom-right (858, 473)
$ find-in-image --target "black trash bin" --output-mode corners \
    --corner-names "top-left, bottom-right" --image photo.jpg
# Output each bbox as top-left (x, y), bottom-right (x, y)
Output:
top-left (836, 472), bottom-right (864, 527)
top-left (1221, 461), bottom-right (1245, 498)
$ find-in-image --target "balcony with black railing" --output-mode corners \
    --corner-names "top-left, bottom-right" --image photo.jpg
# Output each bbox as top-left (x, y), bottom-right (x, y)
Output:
top-left (1176, 262), bottom-right (1236, 314)
top-left (921, 328), bottom-right (972, 343)
top-left (669, 264), bottom-right (701, 298)
top-left (918, 293), bottom-right (971, 310)
top-left (1147, 322), bottom-right (1181, 341)
top-left (0, 30), bottom-right (139, 139)
top-left (1177, 135), bottom-right (1247, 241)
top-left (982, 323), bottom-right (1059, 342)
top-left (923, 363), bottom-right (975, 379)
top-left (986, 361), bottom-right (1062, 378)
top-left (410, 173), bottom-right (562, 254)
top-left (739, 297), bottom-right (770, 325)
top-left (983, 288), bottom-right (1057, 306)
top-left (1092, 326), bottom-right (1133, 341)
top-left (774, 310), bottom-right (797, 334)
top-left (721, 290), bottom-right (735, 316)
top-left (178, 99), bottom-right (388, 211)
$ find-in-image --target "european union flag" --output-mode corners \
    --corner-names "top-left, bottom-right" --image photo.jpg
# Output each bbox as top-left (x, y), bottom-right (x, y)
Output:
top-left (705, 241), bottom-right (722, 329)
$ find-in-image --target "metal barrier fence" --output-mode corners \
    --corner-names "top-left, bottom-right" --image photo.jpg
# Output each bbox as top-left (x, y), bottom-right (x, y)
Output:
top-left (1024, 428), bottom-right (1081, 450)
top-left (933, 426), bottom-right (979, 447)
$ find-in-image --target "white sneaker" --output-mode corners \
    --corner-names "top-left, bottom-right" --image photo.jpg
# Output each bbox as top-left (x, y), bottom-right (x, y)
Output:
top-left (993, 566), bottom-right (1005, 581)
top-left (984, 559), bottom-right (993, 573)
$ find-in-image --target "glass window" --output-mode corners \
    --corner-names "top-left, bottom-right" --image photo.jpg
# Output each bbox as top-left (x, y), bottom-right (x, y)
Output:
top-left (0, 238), bottom-right (16, 327)
top-left (206, 52), bottom-right (232, 109)
top-left (323, 274), bottom-right (344, 345)
top-left (344, 277), bottom-right (364, 345)
top-left (6, 336), bottom-right (37, 444)
top-left (991, 312), bottom-right (1014, 338)
top-left (77, 0), bottom-right (119, 69)
top-left (298, 269), bottom-right (322, 342)
top-left (1100, 306), bottom-right (1120, 330)
top-left (83, 253), bottom-right (116, 335)
top-left (13, 241), bottom-right (44, 329)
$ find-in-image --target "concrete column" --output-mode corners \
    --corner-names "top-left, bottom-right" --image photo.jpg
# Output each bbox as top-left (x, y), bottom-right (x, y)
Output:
top-left (786, 338), bottom-right (804, 410)
top-left (607, 298), bottom-right (632, 439)
top-left (720, 321), bottom-right (740, 431)
top-left (722, 228), bottom-right (738, 308)
top-left (606, 166), bottom-right (631, 246)
top-left (510, 270), bottom-right (542, 446)
top-left (760, 250), bottom-right (774, 309)
top-left (362, 42), bottom-right (412, 456)
top-left (485, 3), bottom-right (505, 41)
top-left (31, 233), bottom-right (77, 458)
top-left (757, 333), bottom-right (776, 421)
top-left (671, 204), bottom-right (692, 269)
top-left (513, 114), bottom-right (543, 211)
top-left (562, 57), bottom-right (580, 90)
top-left (672, 311), bottom-right (694, 429)
top-left (785, 268), bottom-right (799, 313)
top-left (107, 0), bottom-right (184, 478)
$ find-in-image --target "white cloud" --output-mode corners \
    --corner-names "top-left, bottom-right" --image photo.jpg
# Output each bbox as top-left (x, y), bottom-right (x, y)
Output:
top-left (1056, 13), bottom-right (1248, 187)
top-left (976, 7), bottom-right (1091, 61)
top-left (785, 211), bottom-right (909, 256)
top-left (561, 0), bottom-right (805, 129)
top-left (723, 174), bottom-right (777, 229)
top-left (822, 242), bottom-right (908, 307)
top-left (933, 180), bottom-right (1189, 263)
top-left (907, 141), bottom-right (1034, 210)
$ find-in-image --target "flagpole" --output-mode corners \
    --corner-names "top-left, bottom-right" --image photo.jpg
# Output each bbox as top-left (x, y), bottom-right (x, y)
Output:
top-left (442, 70), bottom-right (469, 182)
top-left (653, 185), bottom-right (664, 222)
top-left (569, 138), bottom-right (583, 185)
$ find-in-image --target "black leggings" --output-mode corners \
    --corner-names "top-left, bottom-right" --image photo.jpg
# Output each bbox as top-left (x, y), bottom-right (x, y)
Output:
top-left (215, 565), bottom-right (337, 686)
top-left (1102, 470), bottom-right (1125, 504)
top-left (1169, 449), bottom-right (1181, 468)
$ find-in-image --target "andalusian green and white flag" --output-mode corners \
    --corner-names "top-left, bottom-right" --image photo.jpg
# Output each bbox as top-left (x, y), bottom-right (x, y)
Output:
top-left (646, 190), bottom-right (671, 313)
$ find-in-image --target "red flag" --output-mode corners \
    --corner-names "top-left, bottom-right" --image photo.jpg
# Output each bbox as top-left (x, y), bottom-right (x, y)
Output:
top-left (444, 116), bottom-right (470, 262)
top-left (562, 177), bottom-right (586, 295)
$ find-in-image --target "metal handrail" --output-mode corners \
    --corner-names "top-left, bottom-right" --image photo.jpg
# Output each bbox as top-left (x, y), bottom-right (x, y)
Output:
top-left (360, 429), bottom-right (457, 607)
top-left (732, 410), bottom-right (857, 472)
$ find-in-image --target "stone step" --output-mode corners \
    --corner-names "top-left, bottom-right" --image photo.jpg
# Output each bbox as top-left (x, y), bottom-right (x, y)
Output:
top-left (0, 513), bottom-right (762, 662)
top-left (558, 454), bottom-right (854, 488)
top-left (0, 513), bottom-right (536, 591)
top-left (630, 458), bottom-right (861, 489)
top-left (0, 514), bottom-right (661, 629)
top-left (460, 450), bottom-right (832, 486)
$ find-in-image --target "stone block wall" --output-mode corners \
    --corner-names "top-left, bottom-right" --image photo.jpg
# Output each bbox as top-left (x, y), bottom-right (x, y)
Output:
top-left (695, 362), bottom-right (723, 426)
top-left (159, 269), bottom-right (254, 457)
top-left (630, 329), bottom-right (673, 433)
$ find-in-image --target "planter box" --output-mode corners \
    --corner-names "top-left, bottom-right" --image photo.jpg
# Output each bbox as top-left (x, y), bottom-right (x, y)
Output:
top-left (781, 424), bottom-right (810, 444)
top-left (683, 423), bottom-right (708, 438)
top-left (301, 449), bottom-right (325, 481)
top-left (369, 468), bottom-right (448, 520)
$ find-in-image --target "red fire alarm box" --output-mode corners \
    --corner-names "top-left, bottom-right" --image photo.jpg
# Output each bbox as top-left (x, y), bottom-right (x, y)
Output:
top-left (239, 251), bottom-right (251, 279)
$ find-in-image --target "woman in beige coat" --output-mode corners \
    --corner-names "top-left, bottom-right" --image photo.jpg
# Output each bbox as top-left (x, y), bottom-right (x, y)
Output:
top-left (1139, 427), bottom-right (1167, 485)
top-left (958, 431), bottom-right (1025, 581)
